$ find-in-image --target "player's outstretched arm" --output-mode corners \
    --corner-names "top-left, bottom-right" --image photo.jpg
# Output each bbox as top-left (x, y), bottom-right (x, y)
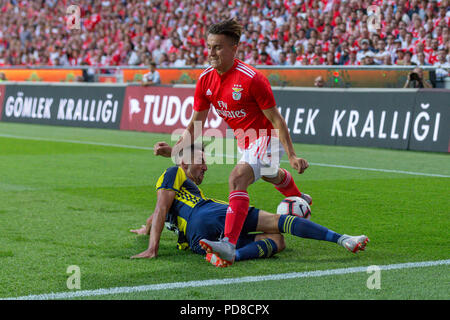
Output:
top-left (262, 107), bottom-right (309, 174)
top-left (130, 215), bottom-right (154, 235)
top-left (153, 110), bottom-right (209, 158)
top-left (131, 189), bottom-right (175, 259)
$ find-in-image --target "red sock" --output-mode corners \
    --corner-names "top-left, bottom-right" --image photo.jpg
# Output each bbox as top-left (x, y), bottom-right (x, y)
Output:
top-left (224, 190), bottom-right (249, 245)
top-left (274, 169), bottom-right (302, 197)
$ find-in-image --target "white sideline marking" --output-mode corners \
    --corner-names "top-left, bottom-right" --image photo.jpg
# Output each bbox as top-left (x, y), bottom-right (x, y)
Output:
top-left (0, 133), bottom-right (153, 151)
top-left (3, 259), bottom-right (449, 300)
top-left (1, 133), bottom-right (449, 178)
top-left (308, 162), bottom-right (450, 178)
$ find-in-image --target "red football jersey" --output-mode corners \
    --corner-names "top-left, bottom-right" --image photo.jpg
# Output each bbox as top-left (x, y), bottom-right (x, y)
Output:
top-left (194, 59), bottom-right (276, 149)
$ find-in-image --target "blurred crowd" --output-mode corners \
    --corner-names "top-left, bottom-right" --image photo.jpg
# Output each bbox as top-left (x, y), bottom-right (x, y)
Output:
top-left (0, 0), bottom-right (448, 70)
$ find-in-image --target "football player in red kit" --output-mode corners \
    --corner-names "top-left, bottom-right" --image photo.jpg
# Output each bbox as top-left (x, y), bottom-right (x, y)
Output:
top-left (154, 19), bottom-right (309, 267)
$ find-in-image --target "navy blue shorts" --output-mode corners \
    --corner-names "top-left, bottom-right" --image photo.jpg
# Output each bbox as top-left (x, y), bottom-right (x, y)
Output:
top-left (186, 200), bottom-right (260, 254)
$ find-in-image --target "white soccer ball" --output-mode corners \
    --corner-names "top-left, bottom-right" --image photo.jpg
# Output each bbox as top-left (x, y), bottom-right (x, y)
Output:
top-left (276, 196), bottom-right (311, 219)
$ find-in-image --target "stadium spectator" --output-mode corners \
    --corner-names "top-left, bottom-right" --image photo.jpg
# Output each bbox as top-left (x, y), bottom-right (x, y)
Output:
top-left (336, 40), bottom-right (350, 65)
top-left (258, 51), bottom-right (273, 65)
top-left (395, 48), bottom-right (406, 64)
top-left (287, 52), bottom-right (299, 66)
top-left (374, 40), bottom-right (391, 65)
top-left (383, 54), bottom-right (393, 65)
top-left (363, 51), bottom-right (377, 65)
top-left (278, 51), bottom-right (288, 66)
top-left (158, 53), bottom-right (170, 67)
top-left (415, 51), bottom-right (431, 66)
top-left (267, 39), bottom-right (283, 64)
top-left (245, 48), bottom-right (260, 65)
top-left (434, 48), bottom-right (450, 80)
top-left (345, 50), bottom-right (359, 65)
top-left (401, 51), bottom-right (416, 65)
top-left (195, 52), bottom-right (208, 67)
top-left (325, 52), bottom-right (337, 65)
top-left (357, 39), bottom-right (373, 63)
top-left (0, 0), bottom-right (446, 68)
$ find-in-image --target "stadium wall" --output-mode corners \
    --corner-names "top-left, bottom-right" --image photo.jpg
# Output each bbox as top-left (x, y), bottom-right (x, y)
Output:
top-left (0, 82), bottom-right (448, 153)
top-left (124, 67), bottom-right (426, 88)
top-left (1, 69), bottom-right (83, 82)
top-left (1, 67), bottom-right (439, 89)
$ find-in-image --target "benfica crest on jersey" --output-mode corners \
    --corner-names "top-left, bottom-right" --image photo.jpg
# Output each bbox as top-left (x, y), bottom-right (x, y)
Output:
top-left (232, 85), bottom-right (243, 101)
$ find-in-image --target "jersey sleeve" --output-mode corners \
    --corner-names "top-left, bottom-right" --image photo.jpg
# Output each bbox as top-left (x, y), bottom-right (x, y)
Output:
top-left (250, 72), bottom-right (276, 110)
top-left (193, 77), bottom-right (210, 112)
top-left (155, 166), bottom-right (186, 192)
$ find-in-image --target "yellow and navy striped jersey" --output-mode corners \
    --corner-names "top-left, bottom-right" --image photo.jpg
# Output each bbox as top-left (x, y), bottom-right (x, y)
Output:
top-left (156, 166), bottom-right (227, 249)
top-left (156, 165), bottom-right (209, 216)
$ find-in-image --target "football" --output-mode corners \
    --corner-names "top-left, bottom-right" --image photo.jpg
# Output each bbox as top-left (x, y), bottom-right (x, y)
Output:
top-left (276, 196), bottom-right (311, 219)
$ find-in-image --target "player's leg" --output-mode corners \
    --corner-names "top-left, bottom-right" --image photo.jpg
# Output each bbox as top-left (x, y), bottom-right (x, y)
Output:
top-left (259, 137), bottom-right (312, 204)
top-left (199, 163), bottom-right (254, 265)
top-left (225, 162), bottom-right (254, 245)
top-left (236, 233), bottom-right (285, 261)
top-left (205, 233), bottom-right (285, 267)
top-left (255, 210), bottom-right (340, 242)
top-left (223, 135), bottom-right (285, 244)
top-left (234, 207), bottom-right (285, 262)
top-left (262, 169), bottom-right (312, 205)
top-left (256, 210), bottom-right (369, 253)
top-left (204, 207), bottom-right (283, 266)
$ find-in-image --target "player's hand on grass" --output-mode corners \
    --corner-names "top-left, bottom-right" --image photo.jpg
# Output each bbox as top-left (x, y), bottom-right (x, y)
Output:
top-left (154, 142), bottom-right (172, 157)
top-left (130, 225), bottom-right (147, 235)
top-left (289, 157), bottom-right (309, 174)
top-left (131, 249), bottom-right (156, 259)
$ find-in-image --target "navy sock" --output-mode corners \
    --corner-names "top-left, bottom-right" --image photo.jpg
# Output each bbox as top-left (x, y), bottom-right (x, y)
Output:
top-left (235, 239), bottom-right (278, 262)
top-left (278, 215), bottom-right (341, 243)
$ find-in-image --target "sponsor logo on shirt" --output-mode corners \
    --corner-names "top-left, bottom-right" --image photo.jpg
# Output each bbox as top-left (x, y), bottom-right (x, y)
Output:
top-left (215, 100), bottom-right (247, 119)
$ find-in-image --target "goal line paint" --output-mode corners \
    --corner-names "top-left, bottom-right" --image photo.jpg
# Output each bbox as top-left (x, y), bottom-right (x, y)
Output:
top-left (3, 259), bottom-right (449, 300)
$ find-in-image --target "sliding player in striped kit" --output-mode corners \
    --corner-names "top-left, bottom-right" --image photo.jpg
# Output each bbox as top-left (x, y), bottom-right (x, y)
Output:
top-left (154, 19), bottom-right (310, 267)
top-left (133, 144), bottom-right (369, 266)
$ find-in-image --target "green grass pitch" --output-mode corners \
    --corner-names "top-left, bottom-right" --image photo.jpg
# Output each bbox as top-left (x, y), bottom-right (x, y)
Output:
top-left (0, 122), bottom-right (448, 300)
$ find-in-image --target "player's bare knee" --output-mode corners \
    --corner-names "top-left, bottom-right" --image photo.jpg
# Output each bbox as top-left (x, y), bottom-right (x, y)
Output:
top-left (259, 233), bottom-right (285, 253)
top-left (273, 234), bottom-right (286, 252)
top-left (229, 165), bottom-right (254, 191)
top-left (256, 210), bottom-right (281, 234)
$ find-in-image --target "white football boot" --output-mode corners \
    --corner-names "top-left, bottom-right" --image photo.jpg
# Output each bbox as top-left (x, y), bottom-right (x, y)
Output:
top-left (337, 234), bottom-right (370, 253)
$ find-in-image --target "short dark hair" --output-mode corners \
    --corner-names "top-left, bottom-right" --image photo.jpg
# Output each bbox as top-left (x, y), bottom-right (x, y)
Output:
top-left (207, 19), bottom-right (243, 45)
top-left (176, 143), bottom-right (205, 165)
